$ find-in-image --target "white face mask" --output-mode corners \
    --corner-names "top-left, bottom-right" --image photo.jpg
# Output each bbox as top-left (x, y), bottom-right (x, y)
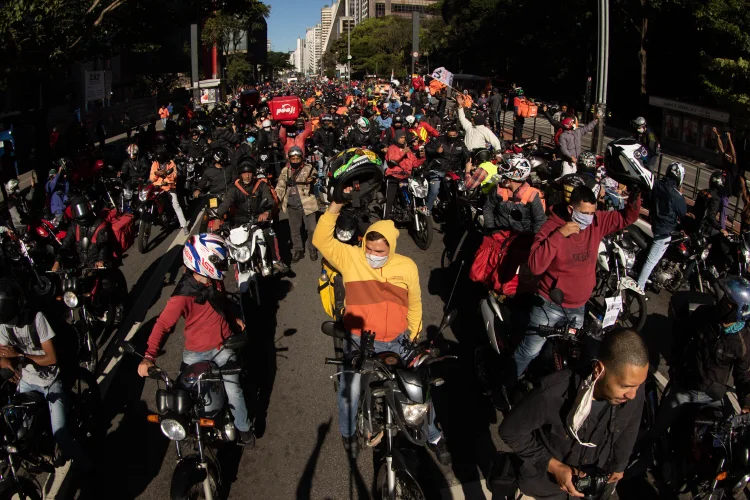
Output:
top-left (366, 253), bottom-right (388, 269)
top-left (567, 369), bottom-right (603, 448)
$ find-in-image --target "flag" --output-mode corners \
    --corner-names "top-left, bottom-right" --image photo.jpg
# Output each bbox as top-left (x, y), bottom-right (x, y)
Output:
top-left (431, 67), bottom-right (454, 87)
top-left (411, 75), bottom-right (425, 91)
top-left (429, 79), bottom-right (446, 96)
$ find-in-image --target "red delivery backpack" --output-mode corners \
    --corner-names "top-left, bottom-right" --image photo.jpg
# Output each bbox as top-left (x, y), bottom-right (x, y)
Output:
top-left (101, 208), bottom-right (135, 255)
top-left (269, 96), bottom-right (301, 125)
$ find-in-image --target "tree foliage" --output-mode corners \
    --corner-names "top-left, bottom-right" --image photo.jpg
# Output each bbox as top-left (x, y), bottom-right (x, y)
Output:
top-left (226, 54), bottom-right (254, 94)
top-left (266, 51), bottom-right (293, 74)
top-left (334, 16), bottom-right (412, 78)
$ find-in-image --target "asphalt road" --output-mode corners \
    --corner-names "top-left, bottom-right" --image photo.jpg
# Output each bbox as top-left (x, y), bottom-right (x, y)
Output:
top-left (47, 200), bottom-right (686, 500)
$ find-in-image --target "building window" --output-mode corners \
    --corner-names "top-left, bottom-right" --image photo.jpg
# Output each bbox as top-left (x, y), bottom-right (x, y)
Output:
top-left (375, 3), bottom-right (385, 17)
top-left (390, 4), bottom-right (426, 13)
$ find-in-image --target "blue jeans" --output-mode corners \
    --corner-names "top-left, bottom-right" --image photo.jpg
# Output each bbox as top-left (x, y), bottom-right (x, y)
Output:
top-left (161, 117), bottom-right (167, 127)
top-left (337, 334), bottom-right (442, 443)
top-left (513, 294), bottom-right (585, 378)
top-left (183, 347), bottom-right (251, 432)
top-left (426, 177), bottom-right (441, 212)
top-left (637, 236), bottom-right (671, 290)
top-left (19, 378), bottom-right (87, 465)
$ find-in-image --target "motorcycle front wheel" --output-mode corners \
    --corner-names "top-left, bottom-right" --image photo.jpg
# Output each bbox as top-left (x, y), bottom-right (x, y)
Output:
top-left (137, 220), bottom-right (152, 253)
top-left (0, 476), bottom-right (43, 500)
top-left (71, 324), bottom-right (98, 374)
top-left (410, 212), bottom-right (433, 250)
top-left (376, 462), bottom-right (425, 500)
top-left (618, 289), bottom-right (647, 332)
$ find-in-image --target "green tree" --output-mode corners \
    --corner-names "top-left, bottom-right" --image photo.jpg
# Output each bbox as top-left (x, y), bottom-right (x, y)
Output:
top-left (226, 54), bottom-right (254, 94)
top-left (266, 51), bottom-right (293, 75)
top-left (696, 0), bottom-right (750, 118)
top-left (333, 16), bottom-right (411, 78)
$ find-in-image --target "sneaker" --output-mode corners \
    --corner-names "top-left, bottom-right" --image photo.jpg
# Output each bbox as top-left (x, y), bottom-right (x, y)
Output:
top-left (342, 435), bottom-right (359, 459)
top-left (428, 437), bottom-right (452, 466)
top-left (273, 261), bottom-right (290, 274)
top-left (291, 251), bottom-right (304, 263)
top-left (238, 430), bottom-right (256, 448)
top-left (309, 248), bottom-right (318, 261)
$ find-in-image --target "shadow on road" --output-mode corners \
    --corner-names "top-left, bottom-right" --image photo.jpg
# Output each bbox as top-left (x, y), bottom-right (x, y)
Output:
top-left (77, 318), bottom-right (169, 499)
top-left (296, 418), bottom-right (332, 499)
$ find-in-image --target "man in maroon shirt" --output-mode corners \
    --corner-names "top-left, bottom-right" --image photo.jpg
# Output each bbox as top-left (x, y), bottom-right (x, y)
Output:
top-left (511, 185), bottom-right (641, 383)
top-left (137, 234), bottom-right (254, 445)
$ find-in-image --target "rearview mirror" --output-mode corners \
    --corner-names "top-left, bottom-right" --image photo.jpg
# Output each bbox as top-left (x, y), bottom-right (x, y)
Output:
top-left (549, 289), bottom-right (565, 307)
top-left (439, 309), bottom-right (457, 333)
top-left (81, 236), bottom-right (90, 252)
top-left (321, 321), bottom-right (348, 339)
top-left (120, 341), bottom-right (136, 355)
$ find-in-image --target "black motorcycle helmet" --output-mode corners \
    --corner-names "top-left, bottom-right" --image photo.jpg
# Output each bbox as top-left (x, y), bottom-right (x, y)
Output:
top-left (393, 115), bottom-right (405, 128)
top-left (70, 196), bottom-right (95, 226)
top-left (238, 160), bottom-right (257, 176)
top-left (328, 149), bottom-right (384, 204)
top-left (335, 210), bottom-right (359, 244)
top-left (0, 277), bottom-right (24, 325)
top-left (212, 148), bottom-right (227, 165)
top-left (709, 171), bottom-right (725, 191)
top-left (471, 148), bottom-right (492, 165)
top-left (155, 146), bottom-right (169, 164)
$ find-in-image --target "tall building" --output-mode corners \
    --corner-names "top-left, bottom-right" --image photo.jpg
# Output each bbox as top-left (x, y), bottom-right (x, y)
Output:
top-left (352, 0), bottom-right (371, 24)
top-left (305, 27), bottom-right (319, 75)
top-left (321, 5), bottom-right (333, 49)
top-left (293, 37), bottom-right (306, 73)
top-left (370, 0), bottom-right (437, 19)
top-left (267, 39), bottom-right (271, 52)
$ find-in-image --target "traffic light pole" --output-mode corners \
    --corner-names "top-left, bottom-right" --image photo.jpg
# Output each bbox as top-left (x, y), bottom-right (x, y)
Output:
top-left (595, 0), bottom-right (610, 154)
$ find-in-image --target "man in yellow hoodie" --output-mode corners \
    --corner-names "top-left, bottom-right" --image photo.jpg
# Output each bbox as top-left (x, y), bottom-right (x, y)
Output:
top-left (312, 197), bottom-right (451, 464)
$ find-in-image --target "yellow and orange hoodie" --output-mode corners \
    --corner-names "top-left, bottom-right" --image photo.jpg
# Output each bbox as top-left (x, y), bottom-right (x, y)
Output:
top-left (312, 211), bottom-right (422, 342)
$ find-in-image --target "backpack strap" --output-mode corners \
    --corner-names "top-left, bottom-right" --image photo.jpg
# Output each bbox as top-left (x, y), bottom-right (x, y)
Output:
top-left (253, 179), bottom-right (280, 207)
top-left (91, 222), bottom-right (107, 244)
top-left (234, 179), bottom-right (250, 196)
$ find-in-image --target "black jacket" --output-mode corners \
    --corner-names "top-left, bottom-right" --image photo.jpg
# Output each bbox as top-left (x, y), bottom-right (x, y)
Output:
top-left (196, 165), bottom-right (236, 196)
top-left (346, 128), bottom-right (378, 149)
top-left (217, 179), bottom-right (276, 226)
top-left (425, 135), bottom-right (470, 173)
top-left (499, 369), bottom-right (644, 478)
top-left (692, 187), bottom-right (723, 233)
top-left (212, 127), bottom-right (238, 149)
top-left (57, 218), bottom-right (112, 267)
top-left (313, 128), bottom-right (341, 156)
top-left (120, 157), bottom-right (150, 182)
top-left (649, 178), bottom-right (687, 239)
top-left (675, 304), bottom-right (750, 408)
top-left (483, 183), bottom-right (546, 233)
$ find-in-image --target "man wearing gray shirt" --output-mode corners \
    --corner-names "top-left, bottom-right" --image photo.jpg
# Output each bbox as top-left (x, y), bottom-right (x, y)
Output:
top-left (0, 278), bottom-right (87, 468)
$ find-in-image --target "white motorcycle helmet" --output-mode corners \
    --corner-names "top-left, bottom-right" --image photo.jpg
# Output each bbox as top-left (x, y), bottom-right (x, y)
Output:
top-left (126, 144), bottom-right (139, 159)
top-left (405, 115), bottom-right (416, 127)
top-left (183, 234), bottom-right (228, 280)
top-left (503, 154), bottom-right (532, 182)
top-left (357, 117), bottom-right (371, 134)
top-left (262, 119), bottom-right (272, 130)
top-left (5, 179), bottom-right (19, 195)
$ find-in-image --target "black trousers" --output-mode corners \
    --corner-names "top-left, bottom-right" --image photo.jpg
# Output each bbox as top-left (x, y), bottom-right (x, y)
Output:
top-left (384, 177), bottom-right (400, 219)
top-left (513, 116), bottom-right (525, 141)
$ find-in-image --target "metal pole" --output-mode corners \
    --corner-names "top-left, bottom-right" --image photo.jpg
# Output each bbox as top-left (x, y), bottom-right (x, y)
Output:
top-left (500, 96), bottom-right (506, 135)
top-left (532, 114), bottom-right (537, 139)
top-left (595, 0), bottom-right (610, 154)
top-left (347, 23), bottom-right (351, 85)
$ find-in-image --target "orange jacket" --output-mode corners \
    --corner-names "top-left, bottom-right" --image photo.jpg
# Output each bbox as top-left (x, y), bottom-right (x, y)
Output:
top-left (159, 107), bottom-right (169, 119)
top-left (150, 160), bottom-right (177, 191)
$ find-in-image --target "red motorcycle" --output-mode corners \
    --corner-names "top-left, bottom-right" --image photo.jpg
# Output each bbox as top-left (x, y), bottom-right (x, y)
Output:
top-left (135, 181), bottom-right (177, 253)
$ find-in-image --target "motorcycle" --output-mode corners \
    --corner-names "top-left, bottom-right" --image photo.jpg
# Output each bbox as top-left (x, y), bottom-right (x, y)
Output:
top-left (705, 230), bottom-right (750, 285)
top-left (320, 311), bottom-right (457, 500)
top-left (643, 229), bottom-right (714, 294)
top-left (136, 178), bottom-right (178, 253)
top-left (0, 368), bottom-right (100, 500)
top-left (1, 230), bottom-right (55, 297)
top-left (223, 206), bottom-right (276, 308)
top-left (380, 166), bottom-right (434, 250)
top-left (590, 228), bottom-right (648, 332)
top-left (121, 335), bottom-right (248, 500)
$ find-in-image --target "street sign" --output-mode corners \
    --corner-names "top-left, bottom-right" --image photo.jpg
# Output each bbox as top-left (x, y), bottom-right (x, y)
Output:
top-left (412, 52), bottom-right (419, 58)
top-left (347, 55), bottom-right (352, 60)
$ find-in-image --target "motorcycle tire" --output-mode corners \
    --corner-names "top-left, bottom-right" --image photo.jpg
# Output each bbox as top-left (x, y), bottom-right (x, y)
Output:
top-left (0, 476), bottom-right (43, 500)
top-left (376, 461), bottom-right (425, 500)
top-left (65, 367), bottom-right (102, 440)
top-left (410, 212), bottom-right (433, 250)
top-left (171, 457), bottom-right (219, 500)
top-left (137, 220), bottom-right (152, 254)
top-left (619, 289), bottom-right (647, 332)
top-left (72, 324), bottom-right (98, 375)
top-left (31, 276), bottom-right (54, 297)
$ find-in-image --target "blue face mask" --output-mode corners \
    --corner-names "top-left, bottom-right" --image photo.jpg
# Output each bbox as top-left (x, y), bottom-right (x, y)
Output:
top-left (571, 209), bottom-right (594, 230)
top-left (722, 321), bottom-right (745, 335)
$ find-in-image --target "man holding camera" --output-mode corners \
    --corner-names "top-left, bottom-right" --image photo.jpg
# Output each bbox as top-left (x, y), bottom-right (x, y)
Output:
top-left (500, 328), bottom-right (649, 499)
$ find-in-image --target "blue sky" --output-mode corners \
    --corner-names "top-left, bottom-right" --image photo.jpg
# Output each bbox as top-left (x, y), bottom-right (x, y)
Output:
top-left (265, 0), bottom-right (327, 53)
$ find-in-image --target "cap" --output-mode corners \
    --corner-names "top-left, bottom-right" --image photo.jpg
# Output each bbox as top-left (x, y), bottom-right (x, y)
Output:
top-left (48, 169), bottom-right (57, 176)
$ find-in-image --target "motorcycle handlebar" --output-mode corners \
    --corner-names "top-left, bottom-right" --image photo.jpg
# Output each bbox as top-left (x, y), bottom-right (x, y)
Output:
top-left (325, 358), bottom-right (345, 365)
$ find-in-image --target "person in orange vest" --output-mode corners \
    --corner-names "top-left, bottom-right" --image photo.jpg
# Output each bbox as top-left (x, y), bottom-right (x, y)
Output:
top-left (158, 105), bottom-right (170, 128)
top-left (150, 148), bottom-right (189, 234)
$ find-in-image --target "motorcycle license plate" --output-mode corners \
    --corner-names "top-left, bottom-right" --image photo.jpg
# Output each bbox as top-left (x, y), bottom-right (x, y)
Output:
top-left (209, 197), bottom-right (218, 209)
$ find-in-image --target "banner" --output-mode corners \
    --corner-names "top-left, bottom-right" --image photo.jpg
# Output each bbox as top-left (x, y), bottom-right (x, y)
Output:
top-left (85, 71), bottom-right (105, 102)
top-left (431, 67), bottom-right (453, 87)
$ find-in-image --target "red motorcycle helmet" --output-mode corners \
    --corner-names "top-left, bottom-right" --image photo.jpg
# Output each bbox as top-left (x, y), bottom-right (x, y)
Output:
top-left (562, 117), bottom-right (575, 130)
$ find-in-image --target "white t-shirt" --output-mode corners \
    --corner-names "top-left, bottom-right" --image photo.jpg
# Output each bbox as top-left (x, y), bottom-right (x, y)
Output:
top-left (0, 312), bottom-right (58, 387)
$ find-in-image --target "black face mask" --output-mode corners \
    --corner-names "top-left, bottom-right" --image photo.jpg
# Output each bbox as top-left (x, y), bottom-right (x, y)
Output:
top-left (447, 135), bottom-right (458, 143)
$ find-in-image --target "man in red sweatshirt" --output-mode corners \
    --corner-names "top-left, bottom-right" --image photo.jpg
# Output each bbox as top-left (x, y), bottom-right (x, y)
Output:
top-left (137, 234), bottom-right (254, 446)
top-left (511, 185), bottom-right (641, 381)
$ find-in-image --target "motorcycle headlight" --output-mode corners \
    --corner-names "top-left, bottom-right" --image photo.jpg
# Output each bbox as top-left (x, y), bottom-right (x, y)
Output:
top-left (457, 180), bottom-right (466, 192)
top-left (701, 248), bottom-right (710, 261)
top-left (123, 188), bottom-right (133, 200)
top-left (139, 190), bottom-right (149, 201)
top-left (63, 291), bottom-right (79, 308)
top-left (230, 245), bottom-right (251, 263)
top-left (624, 252), bottom-right (636, 270)
top-left (160, 418), bottom-right (187, 441)
top-left (401, 402), bottom-right (429, 426)
top-left (336, 228), bottom-right (354, 242)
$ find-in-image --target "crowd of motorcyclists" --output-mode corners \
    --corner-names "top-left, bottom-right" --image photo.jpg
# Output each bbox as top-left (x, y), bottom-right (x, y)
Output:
top-left (0, 75), bottom-right (748, 500)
